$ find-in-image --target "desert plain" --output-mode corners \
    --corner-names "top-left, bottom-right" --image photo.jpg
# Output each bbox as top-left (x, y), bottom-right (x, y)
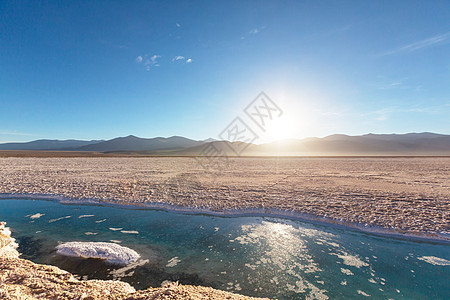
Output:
top-left (0, 156), bottom-right (448, 236)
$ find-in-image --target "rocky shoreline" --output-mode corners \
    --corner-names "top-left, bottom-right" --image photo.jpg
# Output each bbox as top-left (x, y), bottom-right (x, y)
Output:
top-left (0, 222), bottom-right (267, 300)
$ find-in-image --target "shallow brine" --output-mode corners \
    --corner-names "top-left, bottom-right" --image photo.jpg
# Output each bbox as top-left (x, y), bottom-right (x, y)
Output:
top-left (0, 199), bottom-right (449, 299)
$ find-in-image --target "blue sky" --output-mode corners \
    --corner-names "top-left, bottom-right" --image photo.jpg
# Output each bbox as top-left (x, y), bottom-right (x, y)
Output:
top-left (1, 0), bottom-right (449, 143)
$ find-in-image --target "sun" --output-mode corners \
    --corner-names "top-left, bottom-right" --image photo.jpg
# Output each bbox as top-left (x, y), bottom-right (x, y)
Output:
top-left (263, 116), bottom-right (296, 142)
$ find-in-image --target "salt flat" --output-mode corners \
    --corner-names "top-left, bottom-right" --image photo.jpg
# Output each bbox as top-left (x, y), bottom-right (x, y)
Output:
top-left (0, 157), bottom-right (448, 234)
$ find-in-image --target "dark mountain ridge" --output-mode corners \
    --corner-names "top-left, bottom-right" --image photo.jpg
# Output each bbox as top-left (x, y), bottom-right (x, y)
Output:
top-left (0, 132), bottom-right (448, 155)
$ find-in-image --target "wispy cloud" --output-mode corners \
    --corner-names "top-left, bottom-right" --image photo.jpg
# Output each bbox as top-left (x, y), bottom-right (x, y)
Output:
top-left (361, 103), bottom-right (449, 121)
top-left (176, 23), bottom-right (181, 28)
top-left (378, 32), bottom-right (450, 57)
top-left (240, 26), bottom-right (266, 40)
top-left (135, 54), bottom-right (161, 71)
top-left (377, 77), bottom-right (408, 90)
top-left (172, 56), bottom-right (192, 64)
top-left (403, 104), bottom-right (450, 114)
top-left (0, 130), bottom-right (33, 136)
top-left (99, 39), bottom-right (129, 50)
top-left (375, 77), bottom-right (427, 91)
top-left (361, 107), bottom-right (396, 121)
top-left (149, 55), bottom-right (160, 64)
top-left (172, 55), bottom-right (185, 61)
top-left (136, 54), bottom-right (192, 70)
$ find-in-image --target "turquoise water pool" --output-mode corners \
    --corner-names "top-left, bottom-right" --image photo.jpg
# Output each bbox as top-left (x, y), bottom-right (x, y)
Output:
top-left (0, 199), bottom-right (449, 299)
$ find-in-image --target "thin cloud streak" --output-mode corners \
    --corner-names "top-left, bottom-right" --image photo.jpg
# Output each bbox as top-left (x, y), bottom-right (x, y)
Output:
top-left (0, 130), bottom-right (33, 136)
top-left (378, 32), bottom-right (450, 57)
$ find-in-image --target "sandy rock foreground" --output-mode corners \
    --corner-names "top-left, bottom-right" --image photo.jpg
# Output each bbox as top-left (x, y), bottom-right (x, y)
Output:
top-left (0, 257), bottom-right (266, 300)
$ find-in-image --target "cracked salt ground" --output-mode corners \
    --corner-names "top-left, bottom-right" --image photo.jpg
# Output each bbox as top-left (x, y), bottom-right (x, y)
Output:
top-left (0, 199), bottom-right (449, 299)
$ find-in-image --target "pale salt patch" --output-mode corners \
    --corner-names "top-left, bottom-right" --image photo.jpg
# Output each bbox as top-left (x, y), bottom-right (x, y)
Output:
top-left (340, 268), bottom-right (354, 276)
top-left (49, 216), bottom-right (71, 223)
top-left (326, 241), bottom-right (340, 248)
top-left (214, 227), bottom-right (219, 232)
top-left (56, 242), bottom-right (140, 265)
top-left (340, 280), bottom-right (347, 286)
top-left (357, 290), bottom-right (370, 297)
top-left (29, 213), bottom-right (45, 219)
top-left (78, 215), bottom-right (94, 218)
top-left (109, 227), bottom-right (123, 231)
top-left (84, 232), bottom-right (97, 235)
top-left (332, 252), bottom-right (369, 268)
top-left (121, 230), bottom-right (139, 234)
top-left (368, 278), bottom-right (377, 283)
top-left (166, 257), bottom-right (181, 267)
top-left (95, 219), bottom-right (107, 223)
top-left (110, 240), bottom-right (122, 243)
top-left (417, 256), bottom-right (450, 266)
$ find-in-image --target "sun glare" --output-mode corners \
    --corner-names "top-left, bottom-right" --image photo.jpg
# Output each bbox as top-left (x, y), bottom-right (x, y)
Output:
top-left (264, 117), bottom-right (296, 142)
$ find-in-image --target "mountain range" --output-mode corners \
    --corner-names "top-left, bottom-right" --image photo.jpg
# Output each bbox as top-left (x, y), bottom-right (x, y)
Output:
top-left (0, 133), bottom-right (449, 156)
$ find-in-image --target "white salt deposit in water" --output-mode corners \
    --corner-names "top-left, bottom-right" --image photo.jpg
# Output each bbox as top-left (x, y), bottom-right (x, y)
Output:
top-left (166, 257), bottom-right (181, 267)
top-left (121, 230), bottom-right (139, 234)
top-left (357, 290), bottom-right (370, 297)
top-left (417, 256), bottom-right (450, 266)
top-left (29, 213), bottom-right (45, 219)
top-left (49, 216), bottom-right (71, 223)
top-left (109, 227), bottom-right (123, 231)
top-left (95, 219), bottom-right (107, 223)
top-left (331, 252), bottom-right (369, 268)
top-left (56, 242), bottom-right (140, 265)
top-left (78, 215), bottom-right (94, 218)
top-left (340, 268), bottom-right (354, 276)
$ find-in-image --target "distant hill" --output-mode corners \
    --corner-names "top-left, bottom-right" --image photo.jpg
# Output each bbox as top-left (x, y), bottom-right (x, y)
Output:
top-left (245, 132), bottom-right (450, 156)
top-left (76, 135), bottom-right (204, 152)
top-left (0, 132), bottom-right (448, 155)
top-left (0, 139), bottom-right (103, 150)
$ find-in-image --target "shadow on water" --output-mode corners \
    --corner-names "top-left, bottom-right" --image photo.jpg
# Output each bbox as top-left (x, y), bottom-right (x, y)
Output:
top-left (17, 235), bottom-right (46, 260)
top-left (49, 254), bottom-right (209, 290)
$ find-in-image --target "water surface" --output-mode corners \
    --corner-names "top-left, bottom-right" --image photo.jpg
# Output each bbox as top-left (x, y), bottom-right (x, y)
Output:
top-left (1, 199), bottom-right (449, 299)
